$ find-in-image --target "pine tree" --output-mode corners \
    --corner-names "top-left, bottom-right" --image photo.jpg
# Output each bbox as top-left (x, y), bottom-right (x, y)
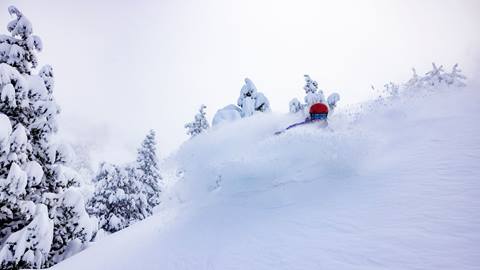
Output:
top-left (0, 204), bottom-right (53, 270)
top-left (185, 105), bottom-right (210, 137)
top-left (0, 6), bottom-right (95, 269)
top-left (136, 130), bottom-right (162, 213)
top-left (87, 163), bottom-right (148, 233)
top-left (0, 6), bottom-right (42, 75)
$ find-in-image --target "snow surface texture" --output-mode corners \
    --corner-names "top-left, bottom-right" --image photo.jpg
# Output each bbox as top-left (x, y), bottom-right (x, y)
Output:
top-left (54, 86), bottom-right (480, 270)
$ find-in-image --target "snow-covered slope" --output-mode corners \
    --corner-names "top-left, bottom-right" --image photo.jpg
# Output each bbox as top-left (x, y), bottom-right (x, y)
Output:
top-left (52, 86), bottom-right (480, 270)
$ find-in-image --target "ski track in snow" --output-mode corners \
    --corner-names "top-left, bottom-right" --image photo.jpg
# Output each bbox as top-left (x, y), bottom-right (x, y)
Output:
top-left (53, 87), bottom-right (480, 270)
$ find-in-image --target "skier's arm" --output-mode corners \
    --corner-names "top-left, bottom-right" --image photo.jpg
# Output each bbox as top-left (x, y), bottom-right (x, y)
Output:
top-left (274, 119), bottom-right (309, 135)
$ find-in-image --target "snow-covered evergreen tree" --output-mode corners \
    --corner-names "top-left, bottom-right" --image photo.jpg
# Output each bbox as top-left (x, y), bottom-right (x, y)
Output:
top-left (185, 104), bottom-right (209, 137)
top-left (87, 163), bottom-right (148, 233)
top-left (303, 74), bottom-right (318, 94)
top-left (47, 189), bottom-right (97, 266)
top-left (238, 78), bottom-right (258, 117)
top-left (303, 74), bottom-right (325, 108)
top-left (289, 75), bottom-right (340, 115)
top-left (136, 130), bottom-right (161, 213)
top-left (0, 6), bottom-right (42, 75)
top-left (88, 131), bottom-right (162, 232)
top-left (0, 204), bottom-right (53, 269)
top-left (0, 6), bottom-right (96, 269)
top-left (237, 78), bottom-right (271, 117)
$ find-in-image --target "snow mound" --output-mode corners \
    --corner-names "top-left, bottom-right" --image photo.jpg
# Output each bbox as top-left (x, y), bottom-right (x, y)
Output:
top-left (54, 86), bottom-right (480, 270)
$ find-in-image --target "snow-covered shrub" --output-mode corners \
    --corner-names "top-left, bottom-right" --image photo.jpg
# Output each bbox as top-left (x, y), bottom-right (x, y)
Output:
top-left (237, 78), bottom-right (271, 117)
top-left (87, 163), bottom-right (148, 233)
top-left (422, 63), bottom-right (447, 88)
top-left (327, 93), bottom-right (340, 112)
top-left (212, 104), bottom-right (242, 126)
top-left (212, 78), bottom-right (270, 126)
top-left (374, 63), bottom-right (467, 101)
top-left (136, 130), bottom-right (162, 213)
top-left (414, 63), bottom-right (465, 90)
top-left (444, 63), bottom-right (466, 87)
top-left (289, 98), bottom-right (303, 113)
top-left (404, 68), bottom-right (422, 90)
top-left (289, 74), bottom-right (340, 116)
top-left (0, 6), bottom-right (96, 269)
top-left (254, 92), bottom-right (270, 113)
top-left (185, 104), bottom-right (209, 137)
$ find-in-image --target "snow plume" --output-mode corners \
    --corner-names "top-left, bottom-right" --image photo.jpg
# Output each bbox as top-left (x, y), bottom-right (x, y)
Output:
top-left (169, 111), bottom-right (370, 205)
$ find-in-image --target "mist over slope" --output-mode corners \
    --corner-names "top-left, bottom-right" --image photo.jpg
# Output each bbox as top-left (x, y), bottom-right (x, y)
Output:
top-left (53, 86), bottom-right (480, 270)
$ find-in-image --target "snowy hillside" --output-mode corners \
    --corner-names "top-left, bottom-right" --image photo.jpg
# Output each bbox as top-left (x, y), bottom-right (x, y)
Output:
top-left (53, 86), bottom-right (480, 270)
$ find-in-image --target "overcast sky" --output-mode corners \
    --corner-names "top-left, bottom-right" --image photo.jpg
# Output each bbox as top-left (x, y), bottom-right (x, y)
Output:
top-left (1, 0), bottom-right (479, 162)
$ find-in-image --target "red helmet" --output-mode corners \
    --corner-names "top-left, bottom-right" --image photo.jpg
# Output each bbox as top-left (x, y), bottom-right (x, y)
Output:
top-left (309, 103), bottom-right (329, 115)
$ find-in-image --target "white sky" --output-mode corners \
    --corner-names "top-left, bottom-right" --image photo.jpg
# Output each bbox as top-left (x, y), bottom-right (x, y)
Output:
top-left (1, 0), bottom-right (479, 162)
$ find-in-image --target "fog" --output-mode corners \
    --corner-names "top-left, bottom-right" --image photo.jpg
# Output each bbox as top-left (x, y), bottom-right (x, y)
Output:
top-left (1, 0), bottom-right (479, 162)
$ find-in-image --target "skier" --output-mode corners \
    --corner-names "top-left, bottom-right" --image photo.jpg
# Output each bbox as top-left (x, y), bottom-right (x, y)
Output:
top-left (275, 103), bottom-right (329, 135)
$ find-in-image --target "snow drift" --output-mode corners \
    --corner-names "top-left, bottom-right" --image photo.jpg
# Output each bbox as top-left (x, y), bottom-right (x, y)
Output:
top-left (53, 85), bottom-right (480, 270)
